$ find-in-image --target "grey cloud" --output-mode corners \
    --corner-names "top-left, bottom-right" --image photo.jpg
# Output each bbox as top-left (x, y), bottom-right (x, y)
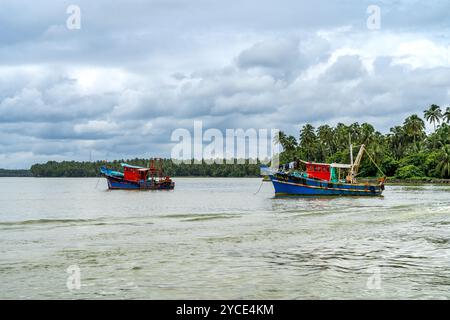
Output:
top-left (0, 77), bottom-right (115, 123)
top-left (237, 39), bottom-right (301, 74)
top-left (321, 55), bottom-right (367, 82)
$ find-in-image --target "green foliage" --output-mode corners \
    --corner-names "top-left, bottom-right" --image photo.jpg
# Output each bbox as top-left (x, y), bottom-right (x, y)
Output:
top-left (398, 152), bottom-right (428, 168)
top-left (395, 165), bottom-right (424, 179)
top-left (436, 145), bottom-right (450, 178)
top-left (276, 109), bottom-right (450, 179)
top-left (30, 159), bottom-right (262, 177)
top-left (0, 169), bottom-right (31, 177)
top-left (380, 155), bottom-right (399, 177)
top-left (424, 151), bottom-right (441, 177)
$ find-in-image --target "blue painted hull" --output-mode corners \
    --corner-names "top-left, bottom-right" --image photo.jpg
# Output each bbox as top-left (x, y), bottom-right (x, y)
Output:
top-left (270, 173), bottom-right (383, 196)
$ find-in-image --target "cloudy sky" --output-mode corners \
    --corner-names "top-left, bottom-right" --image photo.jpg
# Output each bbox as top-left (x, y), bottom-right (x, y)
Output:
top-left (1, 0), bottom-right (449, 168)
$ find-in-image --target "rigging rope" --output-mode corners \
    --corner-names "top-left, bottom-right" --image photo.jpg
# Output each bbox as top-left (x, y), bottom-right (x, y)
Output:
top-left (363, 149), bottom-right (387, 178)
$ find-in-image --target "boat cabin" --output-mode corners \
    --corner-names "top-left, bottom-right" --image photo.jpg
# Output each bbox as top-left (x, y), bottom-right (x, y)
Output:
top-left (301, 160), bottom-right (353, 182)
top-left (123, 166), bottom-right (149, 182)
top-left (304, 162), bottom-right (331, 181)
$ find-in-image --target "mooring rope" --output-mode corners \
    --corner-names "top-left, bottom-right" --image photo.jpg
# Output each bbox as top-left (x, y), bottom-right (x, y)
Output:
top-left (254, 179), bottom-right (265, 194)
top-left (95, 177), bottom-right (101, 189)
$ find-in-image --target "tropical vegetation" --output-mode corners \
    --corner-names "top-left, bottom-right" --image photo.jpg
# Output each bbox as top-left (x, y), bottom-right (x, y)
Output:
top-left (29, 159), bottom-right (261, 177)
top-left (0, 169), bottom-right (32, 177)
top-left (276, 105), bottom-right (450, 179)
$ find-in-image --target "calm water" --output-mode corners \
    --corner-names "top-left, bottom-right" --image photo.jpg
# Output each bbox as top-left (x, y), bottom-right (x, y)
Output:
top-left (0, 177), bottom-right (449, 299)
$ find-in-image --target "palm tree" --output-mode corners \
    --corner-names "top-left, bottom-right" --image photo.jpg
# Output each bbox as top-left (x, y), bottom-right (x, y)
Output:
top-left (274, 131), bottom-right (297, 153)
top-left (360, 123), bottom-right (375, 145)
top-left (436, 145), bottom-right (450, 178)
top-left (274, 131), bottom-right (286, 148)
top-left (443, 107), bottom-right (450, 124)
top-left (349, 122), bottom-right (361, 143)
top-left (274, 130), bottom-right (299, 164)
top-left (424, 104), bottom-right (442, 131)
top-left (437, 123), bottom-right (450, 145)
top-left (426, 132), bottom-right (443, 150)
top-left (403, 114), bottom-right (425, 150)
top-left (299, 124), bottom-right (317, 160)
top-left (317, 125), bottom-right (334, 160)
top-left (335, 123), bottom-right (350, 150)
top-left (365, 138), bottom-right (386, 176)
top-left (387, 126), bottom-right (407, 159)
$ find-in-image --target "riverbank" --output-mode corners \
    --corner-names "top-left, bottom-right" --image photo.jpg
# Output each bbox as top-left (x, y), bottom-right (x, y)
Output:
top-left (350, 177), bottom-right (450, 185)
top-left (386, 178), bottom-right (450, 185)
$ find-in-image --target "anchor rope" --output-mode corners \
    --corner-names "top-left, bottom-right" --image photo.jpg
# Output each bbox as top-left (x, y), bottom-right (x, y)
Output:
top-left (95, 176), bottom-right (101, 189)
top-left (254, 179), bottom-right (265, 195)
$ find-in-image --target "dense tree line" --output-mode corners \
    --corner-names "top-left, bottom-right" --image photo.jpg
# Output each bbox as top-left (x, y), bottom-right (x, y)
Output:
top-left (30, 159), bottom-right (262, 177)
top-left (0, 169), bottom-right (32, 177)
top-left (277, 105), bottom-right (450, 179)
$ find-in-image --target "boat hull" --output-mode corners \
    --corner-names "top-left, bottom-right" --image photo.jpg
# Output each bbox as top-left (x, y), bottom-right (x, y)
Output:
top-left (270, 173), bottom-right (383, 196)
top-left (105, 175), bottom-right (174, 190)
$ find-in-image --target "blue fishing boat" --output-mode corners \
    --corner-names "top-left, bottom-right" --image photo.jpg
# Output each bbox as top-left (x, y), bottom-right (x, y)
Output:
top-left (269, 144), bottom-right (385, 196)
top-left (100, 159), bottom-right (174, 190)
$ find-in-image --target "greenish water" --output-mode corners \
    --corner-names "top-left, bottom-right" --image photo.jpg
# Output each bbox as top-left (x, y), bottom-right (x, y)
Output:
top-left (0, 177), bottom-right (449, 299)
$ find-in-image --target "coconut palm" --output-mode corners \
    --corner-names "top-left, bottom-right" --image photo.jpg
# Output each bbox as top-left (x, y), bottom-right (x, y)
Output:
top-left (366, 133), bottom-right (386, 166)
top-left (274, 131), bottom-right (298, 164)
top-left (424, 104), bottom-right (442, 131)
top-left (360, 123), bottom-right (375, 145)
top-left (387, 126), bottom-right (407, 159)
top-left (436, 145), bottom-right (450, 178)
top-left (274, 131), bottom-right (286, 147)
top-left (349, 122), bottom-right (361, 143)
top-left (403, 114), bottom-right (425, 150)
top-left (426, 132), bottom-right (443, 150)
top-left (274, 131), bottom-right (297, 153)
top-left (335, 123), bottom-right (350, 150)
top-left (437, 123), bottom-right (450, 145)
top-left (443, 107), bottom-right (450, 124)
top-left (317, 125), bottom-right (334, 146)
top-left (317, 125), bottom-right (335, 160)
top-left (299, 124), bottom-right (317, 160)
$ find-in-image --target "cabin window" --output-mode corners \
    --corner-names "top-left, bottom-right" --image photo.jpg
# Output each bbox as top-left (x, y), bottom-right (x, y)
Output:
top-left (315, 166), bottom-right (321, 172)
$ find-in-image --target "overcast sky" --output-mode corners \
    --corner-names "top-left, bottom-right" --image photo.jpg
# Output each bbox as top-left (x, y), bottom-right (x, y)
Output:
top-left (1, 0), bottom-right (449, 168)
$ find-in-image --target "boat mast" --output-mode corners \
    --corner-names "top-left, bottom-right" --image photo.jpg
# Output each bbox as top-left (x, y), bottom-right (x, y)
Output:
top-left (349, 134), bottom-right (354, 183)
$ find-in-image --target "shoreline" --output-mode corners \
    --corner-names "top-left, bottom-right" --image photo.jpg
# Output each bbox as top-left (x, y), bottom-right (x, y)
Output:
top-left (386, 179), bottom-right (450, 185)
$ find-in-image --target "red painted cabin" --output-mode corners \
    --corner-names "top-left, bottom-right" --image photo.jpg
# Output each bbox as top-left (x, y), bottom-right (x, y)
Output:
top-left (305, 162), bottom-right (331, 181)
top-left (123, 166), bottom-right (149, 182)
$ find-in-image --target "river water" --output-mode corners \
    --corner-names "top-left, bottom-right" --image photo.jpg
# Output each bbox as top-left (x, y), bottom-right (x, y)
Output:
top-left (0, 177), bottom-right (449, 299)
